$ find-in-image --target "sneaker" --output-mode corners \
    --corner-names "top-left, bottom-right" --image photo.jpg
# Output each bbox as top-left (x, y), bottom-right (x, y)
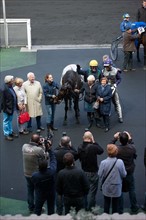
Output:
top-left (123, 69), bottom-right (128, 72)
top-left (129, 68), bottom-right (136, 71)
top-left (5, 135), bottom-right (13, 141)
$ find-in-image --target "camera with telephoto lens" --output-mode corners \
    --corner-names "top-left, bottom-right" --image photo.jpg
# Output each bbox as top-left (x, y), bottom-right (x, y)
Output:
top-left (39, 134), bottom-right (52, 151)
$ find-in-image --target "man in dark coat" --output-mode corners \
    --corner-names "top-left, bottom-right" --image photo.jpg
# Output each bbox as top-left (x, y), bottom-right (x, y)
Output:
top-left (56, 152), bottom-right (89, 214)
top-left (137, 1), bottom-right (146, 22)
top-left (54, 135), bottom-right (78, 215)
top-left (78, 131), bottom-right (104, 211)
top-left (2, 75), bottom-right (18, 140)
top-left (110, 131), bottom-right (139, 213)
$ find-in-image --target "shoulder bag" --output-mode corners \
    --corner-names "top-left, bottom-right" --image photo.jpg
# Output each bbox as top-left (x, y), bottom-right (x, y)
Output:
top-left (100, 159), bottom-right (117, 191)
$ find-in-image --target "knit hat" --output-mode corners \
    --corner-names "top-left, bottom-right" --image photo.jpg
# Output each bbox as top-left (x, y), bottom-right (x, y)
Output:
top-left (4, 75), bottom-right (14, 83)
top-left (107, 144), bottom-right (118, 157)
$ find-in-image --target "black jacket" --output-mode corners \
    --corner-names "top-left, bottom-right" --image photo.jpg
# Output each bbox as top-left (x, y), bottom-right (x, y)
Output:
top-left (54, 146), bottom-right (78, 173)
top-left (111, 138), bottom-right (137, 174)
top-left (137, 6), bottom-right (146, 22)
top-left (2, 84), bottom-right (18, 115)
top-left (78, 141), bottom-right (104, 172)
top-left (56, 166), bottom-right (89, 197)
top-left (80, 82), bottom-right (97, 104)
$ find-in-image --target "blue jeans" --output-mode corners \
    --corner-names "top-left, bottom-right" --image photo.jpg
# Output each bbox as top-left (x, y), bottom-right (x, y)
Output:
top-left (84, 172), bottom-right (99, 210)
top-left (25, 176), bottom-right (35, 211)
top-left (119, 173), bottom-right (139, 213)
top-left (46, 104), bottom-right (56, 124)
top-left (3, 112), bottom-right (13, 136)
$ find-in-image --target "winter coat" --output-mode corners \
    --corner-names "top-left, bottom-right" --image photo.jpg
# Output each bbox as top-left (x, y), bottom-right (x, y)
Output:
top-left (98, 157), bottom-right (127, 197)
top-left (2, 84), bottom-right (18, 115)
top-left (97, 84), bottom-right (112, 115)
top-left (23, 80), bottom-right (43, 117)
top-left (137, 6), bottom-right (146, 22)
top-left (43, 81), bottom-right (59, 105)
top-left (123, 32), bottom-right (140, 52)
top-left (80, 82), bottom-right (97, 104)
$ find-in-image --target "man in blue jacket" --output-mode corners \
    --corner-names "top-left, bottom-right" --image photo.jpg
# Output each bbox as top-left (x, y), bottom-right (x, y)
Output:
top-left (32, 143), bottom-right (57, 215)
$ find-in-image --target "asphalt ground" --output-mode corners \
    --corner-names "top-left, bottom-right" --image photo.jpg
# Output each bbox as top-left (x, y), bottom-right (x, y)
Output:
top-left (0, 47), bottom-right (146, 215)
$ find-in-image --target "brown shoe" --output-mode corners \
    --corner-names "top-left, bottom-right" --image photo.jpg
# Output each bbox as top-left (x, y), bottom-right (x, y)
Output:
top-left (5, 135), bottom-right (13, 141)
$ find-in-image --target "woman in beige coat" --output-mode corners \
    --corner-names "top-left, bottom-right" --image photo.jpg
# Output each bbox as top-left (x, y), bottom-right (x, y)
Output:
top-left (23, 72), bottom-right (44, 133)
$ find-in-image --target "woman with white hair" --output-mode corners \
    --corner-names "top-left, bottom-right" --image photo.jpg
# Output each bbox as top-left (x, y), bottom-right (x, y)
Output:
top-left (13, 77), bottom-right (29, 135)
top-left (76, 75), bottom-right (98, 128)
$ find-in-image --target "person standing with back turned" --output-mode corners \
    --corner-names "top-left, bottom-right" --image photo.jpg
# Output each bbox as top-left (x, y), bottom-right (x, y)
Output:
top-left (78, 131), bottom-right (104, 211)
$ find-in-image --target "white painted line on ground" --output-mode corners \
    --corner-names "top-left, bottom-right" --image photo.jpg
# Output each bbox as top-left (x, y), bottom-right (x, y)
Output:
top-left (21, 44), bottom-right (122, 52)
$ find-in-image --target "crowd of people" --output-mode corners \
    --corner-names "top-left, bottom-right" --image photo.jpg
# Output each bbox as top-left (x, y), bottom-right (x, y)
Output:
top-left (0, 0), bottom-right (146, 216)
top-left (21, 129), bottom-right (146, 215)
top-left (0, 55), bottom-right (124, 141)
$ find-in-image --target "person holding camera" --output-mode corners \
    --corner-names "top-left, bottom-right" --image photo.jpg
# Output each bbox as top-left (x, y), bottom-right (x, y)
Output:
top-left (31, 141), bottom-right (57, 216)
top-left (110, 131), bottom-right (139, 213)
top-left (22, 133), bottom-right (48, 214)
top-left (54, 135), bottom-right (78, 215)
top-left (78, 131), bottom-right (104, 211)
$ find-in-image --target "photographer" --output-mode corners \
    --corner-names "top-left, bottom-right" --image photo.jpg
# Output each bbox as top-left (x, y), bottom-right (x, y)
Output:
top-left (22, 134), bottom-right (48, 213)
top-left (110, 131), bottom-right (139, 213)
top-left (31, 140), bottom-right (57, 216)
top-left (78, 131), bottom-right (104, 211)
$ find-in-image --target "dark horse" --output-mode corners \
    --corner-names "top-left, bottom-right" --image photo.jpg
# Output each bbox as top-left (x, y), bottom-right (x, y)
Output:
top-left (137, 28), bottom-right (146, 70)
top-left (55, 70), bottom-right (83, 125)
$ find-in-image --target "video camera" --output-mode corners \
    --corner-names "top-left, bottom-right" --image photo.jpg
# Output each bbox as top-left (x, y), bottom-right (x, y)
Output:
top-left (39, 134), bottom-right (53, 152)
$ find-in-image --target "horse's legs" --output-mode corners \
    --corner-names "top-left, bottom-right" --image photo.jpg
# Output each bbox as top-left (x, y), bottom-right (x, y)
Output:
top-left (73, 98), bottom-right (80, 124)
top-left (63, 98), bottom-right (68, 125)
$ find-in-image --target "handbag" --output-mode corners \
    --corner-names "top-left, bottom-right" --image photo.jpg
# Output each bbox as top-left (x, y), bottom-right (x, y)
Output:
top-left (100, 159), bottom-right (117, 191)
top-left (93, 101), bottom-right (99, 109)
top-left (122, 177), bottom-right (129, 192)
top-left (18, 111), bottom-right (30, 124)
